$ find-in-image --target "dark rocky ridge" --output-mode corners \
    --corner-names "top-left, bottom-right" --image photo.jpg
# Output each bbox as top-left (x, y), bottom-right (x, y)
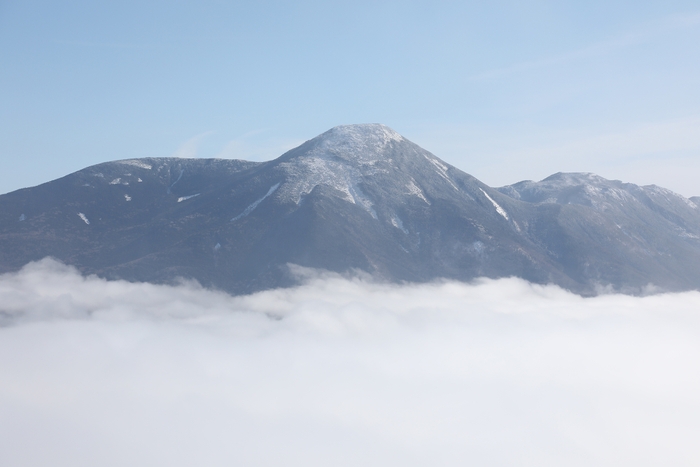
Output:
top-left (2, 124), bottom-right (700, 295)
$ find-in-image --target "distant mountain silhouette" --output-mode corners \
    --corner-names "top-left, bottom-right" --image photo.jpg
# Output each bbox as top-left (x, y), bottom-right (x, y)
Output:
top-left (2, 124), bottom-right (700, 295)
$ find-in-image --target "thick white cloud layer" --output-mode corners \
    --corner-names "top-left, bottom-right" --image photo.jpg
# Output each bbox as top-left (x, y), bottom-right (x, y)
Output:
top-left (1, 259), bottom-right (700, 466)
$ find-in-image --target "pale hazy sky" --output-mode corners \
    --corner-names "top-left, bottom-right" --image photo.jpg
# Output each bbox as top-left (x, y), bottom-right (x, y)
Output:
top-left (1, 0), bottom-right (699, 196)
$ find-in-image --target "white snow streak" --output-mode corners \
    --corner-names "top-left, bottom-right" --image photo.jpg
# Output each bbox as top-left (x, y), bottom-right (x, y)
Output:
top-left (77, 213), bottom-right (90, 225)
top-left (119, 160), bottom-right (153, 170)
top-left (109, 178), bottom-right (121, 185)
top-left (424, 155), bottom-right (458, 191)
top-left (124, 194), bottom-right (132, 202)
top-left (391, 216), bottom-right (409, 234)
top-left (678, 229), bottom-right (700, 239)
top-left (167, 170), bottom-right (184, 194)
top-left (480, 188), bottom-right (509, 220)
top-left (406, 179), bottom-right (430, 204)
top-left (177, 193), bottom-right (200, 203)
top-left (232, 183), bottom-right (280, 222)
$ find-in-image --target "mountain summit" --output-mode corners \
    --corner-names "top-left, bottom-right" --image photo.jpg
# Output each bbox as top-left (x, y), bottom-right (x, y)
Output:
top-left (282, 124), bottom-right (406, 163)
top-left (2, 124), bottom-right (700, 295)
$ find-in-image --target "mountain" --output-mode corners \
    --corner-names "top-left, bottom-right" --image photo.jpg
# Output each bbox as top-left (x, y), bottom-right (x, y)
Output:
top-left (1, 124), bottom-right (700, 295)
top-left (497, 173), bottom-right (700, 293)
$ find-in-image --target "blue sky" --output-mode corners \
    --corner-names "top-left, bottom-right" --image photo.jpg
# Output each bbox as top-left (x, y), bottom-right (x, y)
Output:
top-left (1, 0), bottom-right (699, 196)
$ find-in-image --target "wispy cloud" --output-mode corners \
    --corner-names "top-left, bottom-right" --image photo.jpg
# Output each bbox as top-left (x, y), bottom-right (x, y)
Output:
top-left (502, 115), bottom-right (700, 163)
top-left (215, 129), bottom-right (304, 161)
top-left (1, 259), bottom-right (699, 465)
top-left (171, 131), bottom-right (215, 158)
top-left (469, 11), bottom-right (700, 81)
top-left (52, 39), bottom-right (164, 50)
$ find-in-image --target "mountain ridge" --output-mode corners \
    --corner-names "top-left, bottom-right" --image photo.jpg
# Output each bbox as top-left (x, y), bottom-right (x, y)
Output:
top-left (2, 124), bottom-right (699, 295)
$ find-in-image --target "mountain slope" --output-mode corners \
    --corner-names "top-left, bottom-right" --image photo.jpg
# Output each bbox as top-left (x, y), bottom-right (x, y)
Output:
top-left (498, 173), bottom-right (700, 292)
top-left (2, 124), bottom-right (700, 295)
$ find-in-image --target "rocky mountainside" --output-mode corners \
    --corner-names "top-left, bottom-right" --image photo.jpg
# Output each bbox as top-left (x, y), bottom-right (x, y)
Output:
top-left (497, 172), bottom-right (700, 293)
top-left (2, 124), bottom-right (699, 295)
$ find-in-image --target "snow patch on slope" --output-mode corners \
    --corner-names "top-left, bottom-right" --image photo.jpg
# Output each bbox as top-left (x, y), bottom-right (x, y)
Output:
top-left (391, 216), bottom-right (409, 234)
top-left (177, 194), bottom-right (200, 203)
top-left (644, 185), bottom-right (698, 209)
top-left (423, 155), bottom-right (458, 191)
top-left (77, 213), bottom-right (90, 225)
top-left (678, 230), bottom-right (700, 239)
top-left (232, 183), bottom-right (280, 222)
top-left (480, 188), bottom-right (509, 220)
top-left (167, 170), bottom-right (184, 194)
top-left (406, 179), bottom-right (430, 205)
top-left (279, 156), bottom-right (379, 218)
top-left (119, 160), bottom-right (153, 170)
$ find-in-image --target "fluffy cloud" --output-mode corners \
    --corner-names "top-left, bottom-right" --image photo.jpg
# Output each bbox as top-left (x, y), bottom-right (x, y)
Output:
top-left (1, 259), bottom-right (699, 466)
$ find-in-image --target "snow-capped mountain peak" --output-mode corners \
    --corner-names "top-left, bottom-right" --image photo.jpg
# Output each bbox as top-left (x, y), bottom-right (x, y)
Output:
top-left (308, 123), bottom-right (404, 163)
top-left (3, 124), bottom-right (700, 296)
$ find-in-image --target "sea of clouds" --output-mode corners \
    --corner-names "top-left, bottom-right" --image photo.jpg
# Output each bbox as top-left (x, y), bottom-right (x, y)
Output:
top-left (1, 258), bottom-right (699, 466)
